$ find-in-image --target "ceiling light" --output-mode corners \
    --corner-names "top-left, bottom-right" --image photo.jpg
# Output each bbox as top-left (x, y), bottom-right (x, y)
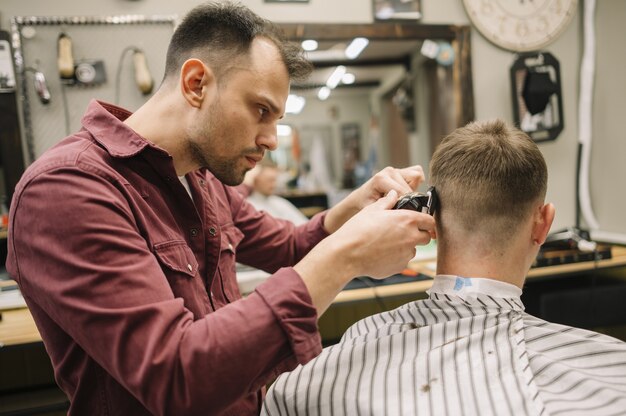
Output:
top-left (318, 86), bottom-right (331, 100)
top-left (301, 39), bottom-right (318, 52)
top-left (277, 124), bottom-right (292, 137)
top-left (326, 65), bottom-right (346, 89)
top-left (345, 37), bottom-right (369, 60)
top-left (342, 72), bottom-right (356, 85)
top-left (285, 94), bottom-right (306, 114)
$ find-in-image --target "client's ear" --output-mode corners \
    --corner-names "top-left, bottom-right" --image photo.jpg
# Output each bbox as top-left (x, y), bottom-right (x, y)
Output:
top-left (532, 203), bottom-right (555, 245)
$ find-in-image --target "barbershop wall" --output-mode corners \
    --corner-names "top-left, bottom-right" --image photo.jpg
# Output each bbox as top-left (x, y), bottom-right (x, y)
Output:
top-left (287, 90), bottom-right (372, 187)
top-left (589, 0), bottom-right (626, 240)
top-left (1, 0), bottom-right (623, 237)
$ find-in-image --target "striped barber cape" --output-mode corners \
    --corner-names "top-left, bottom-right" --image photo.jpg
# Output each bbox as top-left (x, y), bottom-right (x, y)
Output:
top-left (262, 275), bottom-right (626, 416)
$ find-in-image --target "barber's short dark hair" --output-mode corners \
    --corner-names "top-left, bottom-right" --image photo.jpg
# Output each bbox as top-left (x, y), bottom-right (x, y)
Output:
top-left (163, 1), bottom-right (312, 83)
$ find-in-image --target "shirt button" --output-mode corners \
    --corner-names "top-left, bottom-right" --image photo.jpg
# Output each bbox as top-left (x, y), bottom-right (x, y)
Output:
top-left (199, 179), bottom-right (206, 186)
top-left (190, 228), bottom-right (199, 237)
top-left (187, 263), bottom-right (193, 272)
top-left (208, 227), bottom-right (217, 236)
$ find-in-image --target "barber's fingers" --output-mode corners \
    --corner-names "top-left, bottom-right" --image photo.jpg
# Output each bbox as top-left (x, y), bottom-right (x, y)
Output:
top-left (373, 167), bottom-right (414, 195)
top-left (415, 228), bottom-right (435, 245)
top-left (398, 165), bottom-right (425, 190)
top-left (365, 189), bottom-right (398, 211)
top-left (402, 209), bottom-right (436, 235)
top-left (373, 166), bottom-right (425, 196)
top-left (405, 221), bottom-right (435, 249)
top-left (387, 167), bottom-right (416, 193)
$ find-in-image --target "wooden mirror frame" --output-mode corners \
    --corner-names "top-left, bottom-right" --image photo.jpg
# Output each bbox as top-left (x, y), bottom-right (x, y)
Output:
top-left (278, 22), bottom-right (475, 130)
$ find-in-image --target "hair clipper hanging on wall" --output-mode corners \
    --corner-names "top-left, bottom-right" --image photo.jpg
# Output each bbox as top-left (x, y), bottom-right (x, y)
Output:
top-left (115, 46), bottom-right (154, 104)
top-left (133, 49), bottom-right (153, 95)
top-left (57, 32), bottom-right (74, 80)
top-left (57, 31), bottom-right (107, 87)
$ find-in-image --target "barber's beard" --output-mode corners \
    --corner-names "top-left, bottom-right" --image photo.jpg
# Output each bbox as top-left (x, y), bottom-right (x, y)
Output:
top-left (187, 108), bottom-right (253, 186)
top-left (188, 139), bottom-right (246, 186)
top-left (187, 102), bottom-right (268, 185)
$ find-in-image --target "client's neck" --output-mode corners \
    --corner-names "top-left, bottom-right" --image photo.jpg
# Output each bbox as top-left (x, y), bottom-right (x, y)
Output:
top-left (435, 237), bottom-right (534, 289)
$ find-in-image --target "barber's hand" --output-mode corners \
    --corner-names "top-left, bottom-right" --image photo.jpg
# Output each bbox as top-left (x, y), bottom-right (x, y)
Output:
top-left (313, 190), bottom-right (434, 279)
top-left (353, 165), bottom-right (425, 210)
top-left (330, 189), bottom-right (434, 279)
top-left (296, 189), bottom-right (435, 315)
top-left (323, 165), bottom-right (425, 234)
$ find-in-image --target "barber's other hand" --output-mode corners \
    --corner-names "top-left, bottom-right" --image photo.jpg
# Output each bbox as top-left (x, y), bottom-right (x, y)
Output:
top-left (295, 189), bottom-right (435, 315)
top-left (356, 165), bottom-right (425, 209)
top-left (323, 165), bottom-right (425, 234)
top-left (324, 189), bottom-right (434, 279)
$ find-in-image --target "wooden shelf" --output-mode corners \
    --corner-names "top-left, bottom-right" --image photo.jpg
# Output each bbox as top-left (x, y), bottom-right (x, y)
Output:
top-left (4, 247), bottom-right (626, 346)
top-left (0, 307), bottom-right (41, 347)
top-left (334, 245), bottom-right (626, 305)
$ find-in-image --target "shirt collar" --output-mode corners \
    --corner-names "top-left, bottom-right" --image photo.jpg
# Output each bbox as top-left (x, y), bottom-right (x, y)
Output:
top-left (81, 99), bottom-right (166, 158)
top-left (428, 275), bottom-right (524, 310)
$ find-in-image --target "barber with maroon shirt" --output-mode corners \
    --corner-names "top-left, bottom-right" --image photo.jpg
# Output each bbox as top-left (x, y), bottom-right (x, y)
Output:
top-left (7, 3), bottom-right (434, 415)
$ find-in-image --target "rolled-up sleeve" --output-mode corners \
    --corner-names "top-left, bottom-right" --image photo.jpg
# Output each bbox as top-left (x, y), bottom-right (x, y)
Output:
top-left (255, 268), bottom-right (322, 367)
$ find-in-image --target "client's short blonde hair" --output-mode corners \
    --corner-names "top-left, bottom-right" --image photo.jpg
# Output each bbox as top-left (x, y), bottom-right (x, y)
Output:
top-left (430, 119), bottom-right (547, 244)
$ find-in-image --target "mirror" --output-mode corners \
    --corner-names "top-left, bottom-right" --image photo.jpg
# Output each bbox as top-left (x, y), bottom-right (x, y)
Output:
top-left (510, 52), bottom-right (564, 143)
top-left (273, 23), bottom-right (474, 200)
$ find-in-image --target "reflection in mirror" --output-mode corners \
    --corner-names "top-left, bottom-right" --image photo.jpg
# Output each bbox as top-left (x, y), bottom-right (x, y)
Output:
top-left (272, 23), bottom-right (474, 206)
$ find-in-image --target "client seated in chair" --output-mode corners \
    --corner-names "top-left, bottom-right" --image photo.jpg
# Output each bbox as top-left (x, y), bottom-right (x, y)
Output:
top-left (262, 119), bottom-right (626, 416)
top-left (244, 160), bottom-right (309, 226)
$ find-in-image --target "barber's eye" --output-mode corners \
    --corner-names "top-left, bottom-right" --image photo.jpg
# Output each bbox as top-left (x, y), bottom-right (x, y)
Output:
top-left (258, 107), bottom-right (269, 118)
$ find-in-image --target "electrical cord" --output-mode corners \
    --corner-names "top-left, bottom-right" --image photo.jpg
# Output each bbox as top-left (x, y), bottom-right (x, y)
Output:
top-left (114, 46), bottom-right (140, 105)
top-left (578, 0), bottom-right (599, 230)
top-left (590, 246), bottom-right (601, 328)
top-left (575, 142), bottom-right (582, 229)
top-left (356, 276), bottom-right (391, 312)
top-left (59, 82), bottom-right (71, 136)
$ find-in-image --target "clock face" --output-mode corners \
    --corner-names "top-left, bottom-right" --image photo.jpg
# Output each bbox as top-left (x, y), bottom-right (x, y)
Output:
top-left (463, 0), bottom-right (578, 52)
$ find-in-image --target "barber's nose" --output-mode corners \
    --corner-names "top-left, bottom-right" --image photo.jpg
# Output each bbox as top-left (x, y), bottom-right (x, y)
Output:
top-left (257, 126), bottom-right (278, 151)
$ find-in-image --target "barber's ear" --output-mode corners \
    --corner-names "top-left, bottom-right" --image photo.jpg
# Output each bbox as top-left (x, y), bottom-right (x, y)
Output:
top-left (180, 59), bottom-right (215, 108)
top-left (532, 203), bottom-right (555, 245)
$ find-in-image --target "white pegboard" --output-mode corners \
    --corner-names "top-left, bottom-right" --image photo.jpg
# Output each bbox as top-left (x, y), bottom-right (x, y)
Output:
top-left (11, 15), bottom-right (176, 161)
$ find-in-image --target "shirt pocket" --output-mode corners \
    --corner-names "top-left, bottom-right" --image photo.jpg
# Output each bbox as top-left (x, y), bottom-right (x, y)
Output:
top-left (153, 240), bottom-right (206, 318)
top-left (216, 224), bottom-right (245, 303)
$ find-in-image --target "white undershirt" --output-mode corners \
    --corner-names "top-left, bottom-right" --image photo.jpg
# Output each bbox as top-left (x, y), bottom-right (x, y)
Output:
top-left (178, 176), bottom-right (193, 199)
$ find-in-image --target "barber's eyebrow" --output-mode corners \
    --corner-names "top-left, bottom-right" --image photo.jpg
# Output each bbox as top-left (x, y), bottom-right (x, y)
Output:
top-left (258, 94), bottom-right (284, 119)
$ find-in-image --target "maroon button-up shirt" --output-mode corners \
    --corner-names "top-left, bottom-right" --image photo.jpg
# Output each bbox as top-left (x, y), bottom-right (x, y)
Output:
top-left (6, 100), bottom-right (326, 415)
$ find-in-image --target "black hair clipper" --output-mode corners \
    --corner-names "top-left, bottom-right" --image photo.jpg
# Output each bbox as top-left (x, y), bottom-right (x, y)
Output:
top-left (393, 186), bottom-right (437, 215)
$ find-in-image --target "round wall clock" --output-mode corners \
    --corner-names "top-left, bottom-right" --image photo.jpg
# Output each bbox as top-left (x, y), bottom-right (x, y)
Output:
top-left (462, 0), bottom-right (578, 52)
